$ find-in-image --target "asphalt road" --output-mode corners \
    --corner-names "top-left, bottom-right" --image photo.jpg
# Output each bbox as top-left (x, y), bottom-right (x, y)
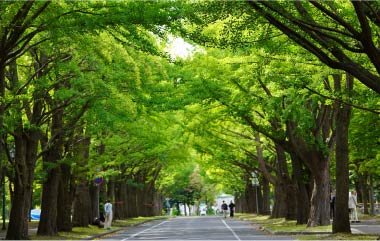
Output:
top-left (98, 216), bottom-right (295, 240)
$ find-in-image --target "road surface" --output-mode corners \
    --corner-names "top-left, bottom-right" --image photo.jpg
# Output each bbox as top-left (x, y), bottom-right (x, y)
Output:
top-left (97, 216), bottom-right (295, 240)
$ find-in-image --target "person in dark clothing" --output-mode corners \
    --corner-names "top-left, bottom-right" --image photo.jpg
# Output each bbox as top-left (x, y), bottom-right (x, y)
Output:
top-left (330, 190), bottom-right (335, 219)
top-left (221, 200), bottom-right (228, 218)
top-left (228, 201), bottom-right (236, 218)
top-left (92, 212), bottom-right (105, 228)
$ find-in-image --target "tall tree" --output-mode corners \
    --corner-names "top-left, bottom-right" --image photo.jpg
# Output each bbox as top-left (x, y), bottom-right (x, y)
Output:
top-left (333, 73), bottom-right (353, 233)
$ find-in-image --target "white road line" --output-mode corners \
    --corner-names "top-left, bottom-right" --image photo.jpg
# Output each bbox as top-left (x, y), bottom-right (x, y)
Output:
top-left (121, 220), bottom-right (170, 241)
top-left (221, 219), bottom-right (241, 241)
top-left (351, 228), bottom-right (364, 234)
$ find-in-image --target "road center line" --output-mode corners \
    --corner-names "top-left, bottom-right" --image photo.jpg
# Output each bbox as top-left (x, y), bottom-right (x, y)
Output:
top-left (221, 219), bottom-right (241, 241)
top-left (121, 220), bottom-right (170, 241)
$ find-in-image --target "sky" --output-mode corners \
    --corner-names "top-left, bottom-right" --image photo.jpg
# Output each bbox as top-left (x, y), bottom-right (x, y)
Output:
top-left (166, 36), bottom-right (196, 60)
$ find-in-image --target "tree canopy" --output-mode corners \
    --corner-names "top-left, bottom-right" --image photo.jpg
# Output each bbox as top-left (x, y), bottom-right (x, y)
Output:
top-left (0, 1), bottom-right (379, 238)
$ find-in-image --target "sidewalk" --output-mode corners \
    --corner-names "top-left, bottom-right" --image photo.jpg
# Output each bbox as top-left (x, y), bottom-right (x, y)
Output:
top-left (350, 219), bottom-right (380, 235)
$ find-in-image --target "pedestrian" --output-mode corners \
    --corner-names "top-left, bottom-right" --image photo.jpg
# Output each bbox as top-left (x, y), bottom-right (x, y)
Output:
top-left (348, 190), bottom-right (360, 223)
top-left (221, 200), bottom-right (228, 218)
top-left (165, 198), bottom-right (171, 215)
top-left (228, 200), bottom-right (235, 218)
top-left (104, 199), bottom-right (113, 229)
top-left (330, 190), bottom-right (335, 219)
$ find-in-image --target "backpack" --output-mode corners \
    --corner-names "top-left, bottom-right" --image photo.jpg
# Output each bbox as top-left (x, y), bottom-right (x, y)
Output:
top-left (222, 203), bottom-right (228, 210)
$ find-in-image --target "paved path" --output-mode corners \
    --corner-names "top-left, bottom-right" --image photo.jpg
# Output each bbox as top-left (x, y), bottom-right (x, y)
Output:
top-left (0, 217), bottom-right (378, 240)
top-left (97, 216), bottom-right (295, 240)
top-left (351, 220), bottom-right (380, 235)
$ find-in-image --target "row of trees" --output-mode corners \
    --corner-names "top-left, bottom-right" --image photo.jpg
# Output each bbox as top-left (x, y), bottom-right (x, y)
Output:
top-left (0, 1), bottom-right (379, 239)
top-left (0, 1), bottom-right (195, 239)
top-left (169, 0), bottom-right (380, 234)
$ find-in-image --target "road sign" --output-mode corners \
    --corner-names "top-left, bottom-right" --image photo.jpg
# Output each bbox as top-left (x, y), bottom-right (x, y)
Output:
top-left (94, 177), bottom-right (103, 185)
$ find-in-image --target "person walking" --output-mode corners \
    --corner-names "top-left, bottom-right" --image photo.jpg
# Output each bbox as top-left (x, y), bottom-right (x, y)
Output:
top-left (348, 190), bottom-right (360, 223)
top-left (221, 200), bottom-right (228, 218)
top-left (330, 190), bottom-right (336, 219)
top-left (104, 200), bottom-right (113, 229)
top-left (228, 200), bottom-right (236, 218)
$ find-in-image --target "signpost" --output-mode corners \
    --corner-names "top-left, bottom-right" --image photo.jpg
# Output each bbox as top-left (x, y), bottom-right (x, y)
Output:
top-left (94, 177), bottom-right (103, 185)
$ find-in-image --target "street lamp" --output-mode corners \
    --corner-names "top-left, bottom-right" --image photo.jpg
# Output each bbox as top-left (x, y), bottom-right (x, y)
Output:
top-left (251, 172), bottom-right (260, 215)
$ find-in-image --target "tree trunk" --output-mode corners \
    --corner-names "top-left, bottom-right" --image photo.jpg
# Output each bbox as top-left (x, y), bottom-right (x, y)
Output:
top-left (90, 183), bottom-right (100, 219)
top-left (290, 152), bottom-right (310, 224)
top-left (271, 180), bottom-right (287, 218)
top-left (107, 177), bottom-right (115, 208)
top-left (246, 182), bottom-right (256, 213)
top-left (154, 192), bottom-right (163, 215)
top-left (23, 130), bottom-right (40, 234)
top-left (332, 73), bottom-right (352, 233)
top-left (6, 61), bottom-right (36, 238)
top-left (72, 135), bottom-right (92, 226)
top-left (127, 182), bottom-right (137, 218)
top-left (7, 185), bottom-right (26, 239)
top-left (37, 164), bottom-right (60, 235)
top-left (0, 65), bottom-right (4, 223)
top-left (114, 180), bottom-right (128, 219)
top-left (6, 59), bottom-right (42, 240)
top-left (235, 195), bottom-right (243, 213)
top-left (369, 175), bottom-right (375, 216)
top-left (57, 163), bottom-right (73, 231)
top-left (38, 104), bottom-right (64, 236)
top-left (6, 136), bottom-right (28, 240)
top-left (307, 164), bottom-right (331, 227)
top-left (358, 173), bottom-right (369, 215)
top-left (183, 202), bottom-right (187, 216)
top-left (236, 193), bottom-right (247, 213)
top-left (135, 177), bottom-right (146, 216)
top-left (72, 180), bottom-right (92, 226)
top-left (276, 145), bottom-right (297, 220)
top-left (261, 178), bottom-right (271, 215)
top-left (287, 127), bottom-right (332, 226)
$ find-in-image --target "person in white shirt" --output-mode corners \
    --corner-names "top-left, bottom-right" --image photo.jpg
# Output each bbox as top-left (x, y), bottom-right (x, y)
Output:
top-left (348, 190), bottom-right (360, 223)
top-left (104, 200), bottom-right (113, 229)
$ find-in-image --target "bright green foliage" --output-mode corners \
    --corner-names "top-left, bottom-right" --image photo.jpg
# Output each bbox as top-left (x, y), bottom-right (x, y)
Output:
top-left (1, 2), bottom-right (380, 233)
top-left (349, 107), bottom-right (380, 176)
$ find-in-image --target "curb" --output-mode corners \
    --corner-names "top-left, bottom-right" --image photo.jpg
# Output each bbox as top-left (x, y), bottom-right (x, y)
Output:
top-left (83, 218), bottom-right (168, 240)
top-left (82, 227), bottom-right (124, 240)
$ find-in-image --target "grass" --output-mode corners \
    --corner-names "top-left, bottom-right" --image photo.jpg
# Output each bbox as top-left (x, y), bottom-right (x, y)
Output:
top-left (263, 220), bottom-right (332, 233)
top-left (236, 213), bottom-right (380, 240)
top-left (298, 233), bottom-right (379, 240)
top-left (236, 213), bottom-right (284, 224)
top-left (359, 214), bottom-right (380, 221)
top-left (237, 214), bottom-right (331, 232)
top-left (33, 225), bottom-right (108, 240)
top-left (27, 216), bottom-right (168, 240)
